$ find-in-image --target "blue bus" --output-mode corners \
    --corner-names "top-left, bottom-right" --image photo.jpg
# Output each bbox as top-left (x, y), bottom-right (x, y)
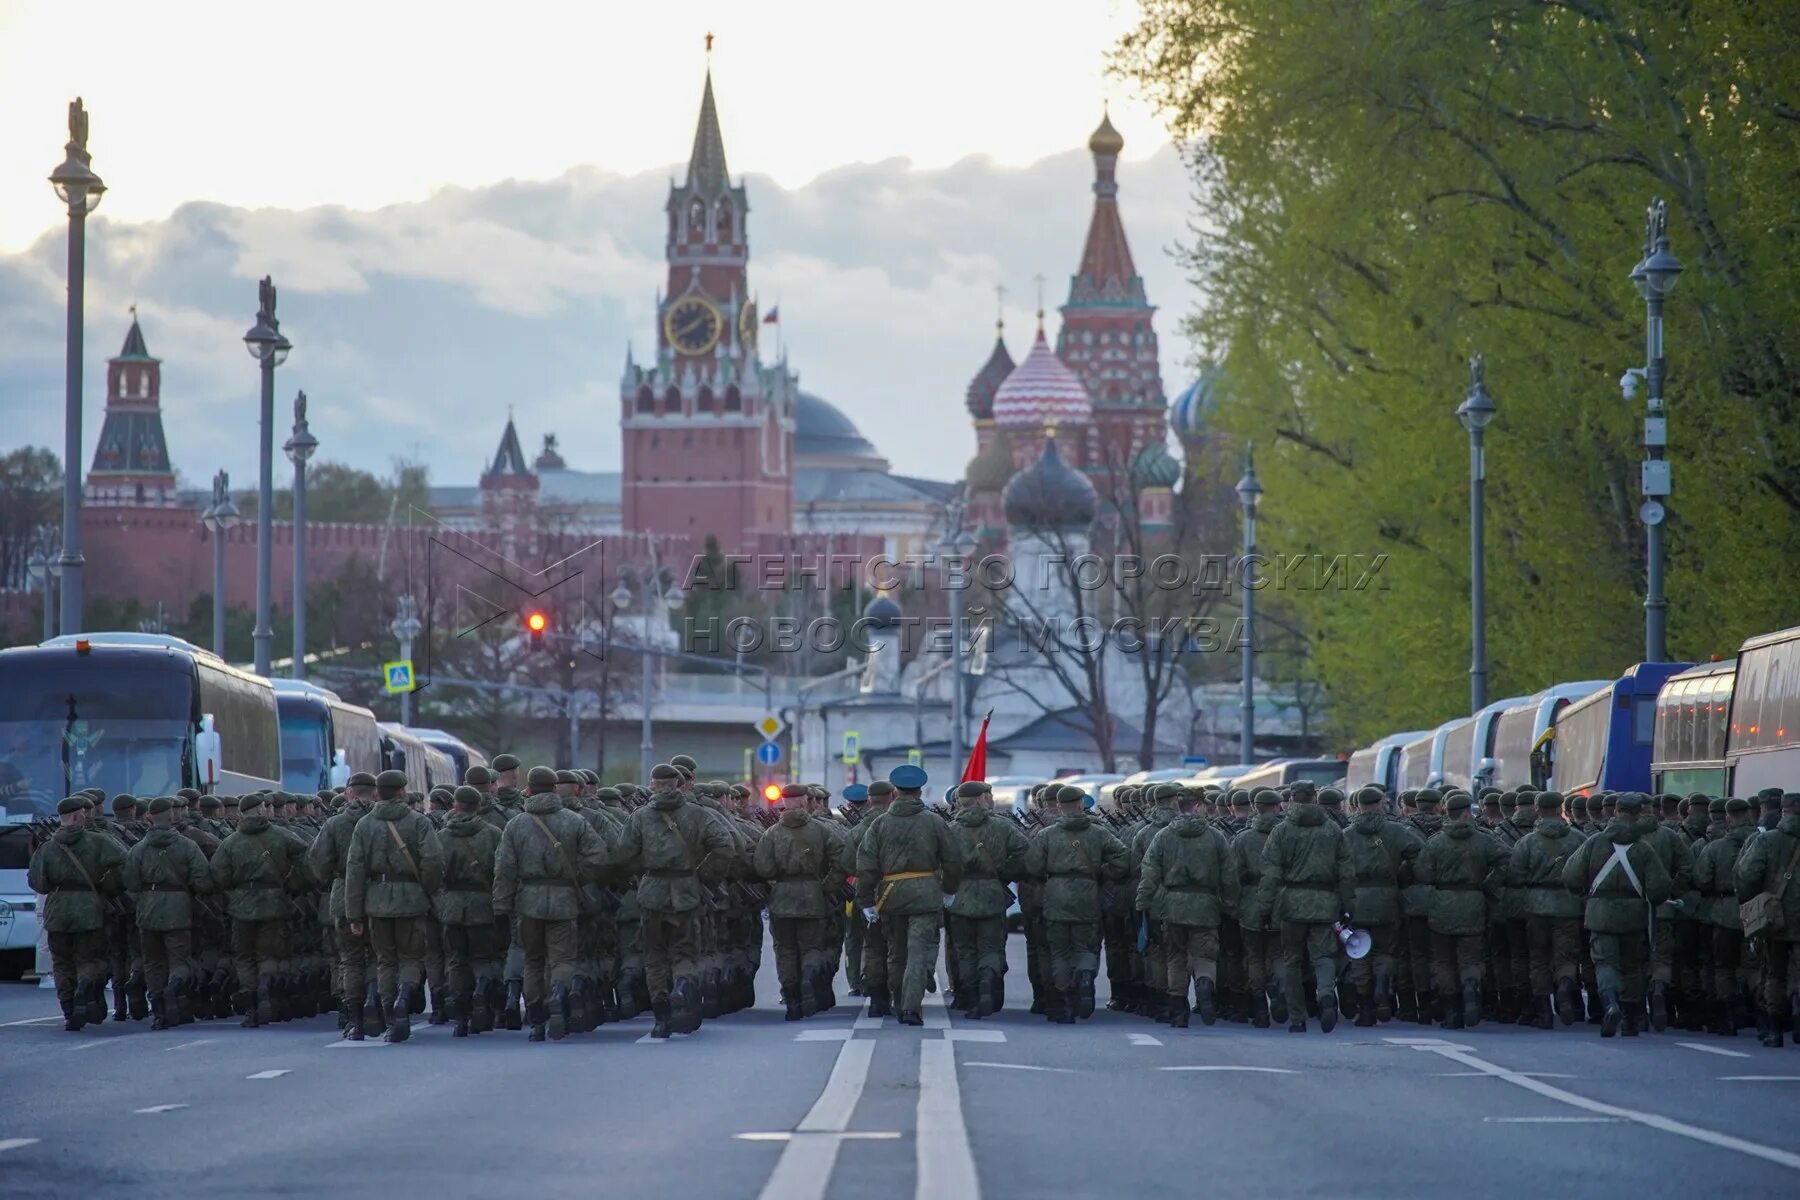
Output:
top-left (1546, 661), bottom-right (1693, 795)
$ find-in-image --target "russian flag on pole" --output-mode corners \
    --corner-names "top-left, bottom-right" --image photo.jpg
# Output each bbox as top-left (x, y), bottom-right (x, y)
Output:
top-left (763, 304), bottom-right (780, 324)
top-left (959, 711), bottom-right (992, 784)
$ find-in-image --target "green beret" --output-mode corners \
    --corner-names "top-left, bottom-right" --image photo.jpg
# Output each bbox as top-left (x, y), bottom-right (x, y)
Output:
top-left (1151, 782), bottom-right (1182, 803)
top-left (452, 785), bottom-right (482, 809)
top-left (171, 794), bottom-right (190, 808)
top-left (147, 797), bottom-right (174, 815)
top-left (82, 787), bottom-right (106, 802)
top-left (57, 795), bottom-right (89, 815)
top-left (238, 793), bottom-right (266, 812)
top-left (555, 770), bottom-right (579, 785)
top-left (1288, 779), bottom-right (1317, 796)
top-left (1568, 794), bottom-right (1588, 812)
top-left (1706, 796), bottom-right (1727, 814)
top-left (1229, 789), bottom-right (1252, 808)
top-left (1725, 797), bottom-right (1751, 814)
top-left (779, 784), bottom-right (809, 800)
top-left (867, 781), bottom-right (896, 799)
top-left (1055, 784), bottom-right (1088, 805)
top-left (198, 795), bottom-right (222, 811)
top-left (955, 781), bottom-right (990, 799)
top-left (528, 765), bottom-right (561, 790)
top-left (1398, 789), bottom-right (1418, 805)
top-left (375, 769), bottom-right (408, 791)
top-left (463, 766), bottom-right (494, 786)
top-left (649, 763), bottom-right (682, 782)
top-left (733, 785), bottom-right (752, 801)
top-left (1415, 789), bottom-right (1443, 807)
top-left (1253, 788), bottom-right (1282, 807)
top-left (1318, 787), bottom-right (1344, 807)
top-left (1445, 792), bottom-right (1473, 812)
top-left (596, 787), bottom-right (622, 803)
top-left (670, 754), bottom-right (698, 777)
top-left (1355, 786), bottom-right (1386, 806)
top-left (429, 788), bottom-right (453, 808)
top-left (112, 794), bottom-right (139, 814)
top-left (1616, 793), bottom-right (1645, 812)
top-left (491, 754), bottom-right (521, 773)
top-left (1535, 792), bottom-right (1564, 811)
top-left (344, 771), bottom-right (375, 788)
top-left (176, 788), bottom-right (201, 802)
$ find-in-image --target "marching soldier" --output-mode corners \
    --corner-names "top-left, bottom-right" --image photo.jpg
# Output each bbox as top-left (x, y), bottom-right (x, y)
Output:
top-left (1563, 792), bottom-right (1672, 1036)
top-left (28, 796), bottom-right (126, 1031)
top-left (490, 753), bottom-right (527, 1029)
top-left (850, 780), bottom-right (898, 1015)
top-left (1733, 790), bottom-right (1800, 1048)
top-left (1415, 792), bottom-right (1506, 1029)
top-left (437, 785), bottom-right (503, 1036)
top-left (945, 780), bottom-right (1030, 1018)
top-left (1396, 788), bottom-right (1444, 1022)
top-left (211, 794), bottom-right (310, 1028)
top-left (345, 770), bottom-right (444, 1043)
top-left (838, 784), bottom-right (871, 996)
top-left (1128, 783), bottom-right (1179, 1020)
top-left (754, 784), bottom-right (847, 1018)
top-left (1022, 784), bottom-right (1126, 1024)
top-left (121, 796), bottom-right (214, 1029)
top-left (1262, 782), bottom-right (1355, 1033)
top-left (308, 771), bottom-right (376, 1038)
top-left (1340, 785), bottom-right (1422, 1026)
top-left (1636, 791), bottom-right (1697, 1031)
top-left (1694, 797), bottom-right (1757, 1037)
top-left (1232, 789), bottom-right (1286, 1027)
top-left (1136, 784), bottom-right (1238, 1027)
top-left (1506, 792), bottom-right (1586, 1027)
top-left (854, 765), bottom-right (964, 1026)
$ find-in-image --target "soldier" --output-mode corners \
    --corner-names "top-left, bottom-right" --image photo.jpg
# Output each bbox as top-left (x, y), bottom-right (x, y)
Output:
top-left (1415, 792), bottom-right (1506, 1029)
top-left (1317, 787), bottom-right (1348, 829)
top-left (1340, 785), bottom-right (1422, 1026)
top-left (121, 797), bottom-right (214, 1029)
top-left (611, 763), bottom-right (735, 1038)
top-left (492, 765), bottom-right (607, 1042)
top-left (600, 783), bottom-right (649, 1018)
top-left (490, 753), bottom-right (527, 1029)
top-left (1507, 792), bottom-right (1586, 1027)
top-left (1232, 789), bottom-right (1286, 1027)
top-left (754, 784), bottom-right (847, 1019)
top-left (1694, 797), bottom-right (1757, 1037)
top-left (210, 793), bottom-right (310, 1027)
top-left (1021, 783), bottom-right (1126, 1024)
top-left (464, 765), bottom-right (507, 831)
top-left (308, 772), bottom-right (377, 1038)
top-left (849, 780), bottom-right (897, 1015)
top-left (852, 765), bottom-right (964, 1026)
top-left (1396, 788), bottom-right (1444, 1023)
top-left (345, 769), bottom-right (445, 1043)
top-left (28, 795), bottom-right (127, 1031)
top-left (1128, 783), bottom-right (1180, 1020)
top-left (1018, 782), bottom-right (1059, 1014)
top-left (1733, 791), bottom-right (1800, 1048)
top-left (945, 780), bottom-right (1030, 1018)
top-left (437, 785), bottom-right (503, 1036)
top-left (1261, 782), bottom-right (1355, 1033)
top-left (1635, 791), bottom-right (1697, 1031)
top-left (1136, 785), bottom-right (1238, 1027)
top-left (839, 785), bottom-right (871, 996)
top-left (1216, 789), bottom-right (1254, 1022)
top-left (1563, 793), bottom-right (1672, 1036)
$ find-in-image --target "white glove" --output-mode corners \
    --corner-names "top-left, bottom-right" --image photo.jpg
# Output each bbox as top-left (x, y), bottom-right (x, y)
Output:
top-left (862, 906), bottom-right (879, 924)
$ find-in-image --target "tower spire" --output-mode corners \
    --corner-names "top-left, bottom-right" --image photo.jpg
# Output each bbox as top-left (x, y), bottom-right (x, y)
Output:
top-left (687, 63), bottom-right (730, 195)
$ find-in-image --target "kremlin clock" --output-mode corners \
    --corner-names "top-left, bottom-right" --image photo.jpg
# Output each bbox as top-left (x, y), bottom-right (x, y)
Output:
top-left (738, 300), bottom-right (758, 352)
top-left (665, 296), bottom-right (723, 356)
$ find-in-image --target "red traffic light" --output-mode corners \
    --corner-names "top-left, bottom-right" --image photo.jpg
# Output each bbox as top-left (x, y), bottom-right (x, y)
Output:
top-left (527, 612), bottom-right (547, 632)
top-left (762, 783), bottom-right (782, 803)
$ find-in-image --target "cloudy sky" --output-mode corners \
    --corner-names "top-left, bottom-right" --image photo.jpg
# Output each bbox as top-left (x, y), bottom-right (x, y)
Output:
top-left (0, 1), bottom-right (1201, 488)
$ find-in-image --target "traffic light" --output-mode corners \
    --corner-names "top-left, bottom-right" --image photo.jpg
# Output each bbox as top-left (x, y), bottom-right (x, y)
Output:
top-left (526, 610), bottom-right (547, 649)
top-left (762, 783), bottom-right (781, 804)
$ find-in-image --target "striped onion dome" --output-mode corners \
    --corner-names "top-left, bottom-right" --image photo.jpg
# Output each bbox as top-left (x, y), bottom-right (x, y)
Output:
top-left (992, 330), bottom-right (1092, 429)
top-left (1131, 440), bottom-right (1182, 488)
top-left (1170, 364), bottom-right (1222, 437)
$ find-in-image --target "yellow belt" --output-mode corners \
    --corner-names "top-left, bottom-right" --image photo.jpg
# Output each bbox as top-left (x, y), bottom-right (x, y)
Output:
top-left (874, 870), bottom-right (936, 915)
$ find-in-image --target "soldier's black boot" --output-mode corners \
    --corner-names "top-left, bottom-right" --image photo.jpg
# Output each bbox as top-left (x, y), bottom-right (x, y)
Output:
top-left (784, 985), bottom-right (803, 1021)
top-left (1170, 994), bottom-right (1190, 1029)
top-left (527, 1002), bottom-right (548, 1043)
top-left (1621, 999), bottom-right (1641, 1037)
top-left (1600, 988), bottom-right (1622, 1037)
top-left (1250, 990), bottom-right (1270, 1029)
top-left (975, 969), bottom-right (999, 1019)
top-left (502, 980), bottom-right (524, 1031)
top-left (869, 985), bottom-right (891, 1019)
top-left (256, 974), bottom-right (278, 1027)
top-left (428, 983), bottom-right (449, 1027)
top-left (798, 971), bottom-right (820, 1018)
top-left (1461, 980), bottom-right (1483, 1028)
top-left (451, 992), bottom-right (471, 1038)
top-left (169, 981), bottom-right (191, 1028)
top-left (1353, 979), bottom-right (1377, 1027)
top-left (110, 977), bottom-right (128, 1023)
top-left (1496, 987), bottom-right (1521, 1025)
top-left (471, 982), bottom-right (494, 1034)
top-left (700, 971), bottom-right (722, 1021)
top-left (387, 985), bottom-right (414, 1043)
top-left (1053, 989), bottom-right (1077, 1025)
top-left (345, 996), bottom-right (366, 1041)
top-left (1396, 986), bottom-right (1418, 1024)
top-left (149, 991), bottom-right (169, 1031)
top-left (61, 997), bottom-right (83, 1033)
top-left (1554, 978), bottom-right (1579, 1026)
top-left (1373, 971), bottom-right (1394, 1023)
top-left (673, 976), bottom-right (703, 1035)
top-left (1196, 977), bottom-right (1218, 1027)
top-left (1649, 981), bottom-right (1670, 1032)
top-left (1440, 992), bottom-right (1463, 1030)
top-left (650, 998), bottom-right (672, 1039)
top-left (566, 977), bottom-right (590, 1034)
top-left (547, 982), bottom-right (570, 1041)
top-left (1707, 998), bottom-right (1734, 1038)
top-left (1074, 971), bottom-right (1097, 1020)
top-left (1152, 989), bottom-right (1173, 1023)
top-left (1267, 981), bottom-right (1289, 1026)
top-left (125, 969), bottom-right (149, 1021)
top-left (1319, 988), bottom-right (1340, 1033)
top-left (360, 982), bottom-right (385, 1037)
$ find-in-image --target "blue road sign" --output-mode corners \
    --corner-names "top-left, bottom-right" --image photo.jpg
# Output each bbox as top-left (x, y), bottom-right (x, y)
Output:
top-left (756, 741), bottom-right (783, 766)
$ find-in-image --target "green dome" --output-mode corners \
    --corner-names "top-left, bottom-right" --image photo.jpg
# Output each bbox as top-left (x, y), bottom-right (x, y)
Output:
top-left (1131, 440), bottom-right (1181, 488)
top-left (965, 428), bottom-right (1016, 492)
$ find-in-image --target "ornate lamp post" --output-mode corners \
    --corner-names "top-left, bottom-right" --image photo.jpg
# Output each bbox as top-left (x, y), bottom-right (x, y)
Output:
top-left (49, 98), bottom-right (104, 636)
top-left (1457, 355), bottom-right (1497, 712)
top-left (936, 503), bottom-right (978, 777)
top-left (26, 547), bottom-right (56, 642)
top-left (1628, 198), bottom-right (1682, 662)
top-left (201, 471), bottom-right (241, 657)
top-left (614, 575), bottom-right (684, 783)
top-left (243, 277), bottom-right (291, 676)
top-left (284, 392), bottom-right (318, 679)
top-left (1235, 445), bottom-right (1263, 765)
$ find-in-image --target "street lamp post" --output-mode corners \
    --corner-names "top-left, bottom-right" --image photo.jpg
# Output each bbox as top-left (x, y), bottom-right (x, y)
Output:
top-left (614, 575), bottom-right (683, 783)
top-left (26, 548), bottom-right (55, 642)
top-left (243, 276), bottom-right (292, 677)
top-left (1457, 354), bottom-right (1497, 713)
top-left (1629, 197), bottom-right (1682, 663)
top-left (937, 508), bottom-right (978, 780)
top-left (50, 97), bottom-right (104, 637)
top-left (201, 471), bottom-right (241, 657)
top-left (284, 392), bottom-right (318, 679)
top-left (1235, 445), bottom-right (1263, 765)
top-left (391, 596), bottom-right (422, 724)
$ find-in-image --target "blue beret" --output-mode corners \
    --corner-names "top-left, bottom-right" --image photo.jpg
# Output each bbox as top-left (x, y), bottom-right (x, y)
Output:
top-left (888, 764), bottom-right (928, 790)
top-left (842, 784), bottom-right (869, 803)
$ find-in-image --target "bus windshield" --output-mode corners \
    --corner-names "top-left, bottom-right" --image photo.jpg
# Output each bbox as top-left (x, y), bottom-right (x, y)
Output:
top-left (0, 661), bottom-right (195, 818)
top-left (279, 710), bottom-right (332, 792)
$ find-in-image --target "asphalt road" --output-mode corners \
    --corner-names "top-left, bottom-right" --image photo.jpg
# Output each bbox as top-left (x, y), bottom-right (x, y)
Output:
top-left (3, 936), bottom-right (1799, 1200)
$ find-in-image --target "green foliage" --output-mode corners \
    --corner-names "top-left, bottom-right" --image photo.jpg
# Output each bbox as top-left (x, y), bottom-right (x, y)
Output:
top-left (235, 458), bottom-right (430, 524)
top-left (1119, 0), bottom-right (1800, 745)
top-left (0, 446), bottom-right (61, 590)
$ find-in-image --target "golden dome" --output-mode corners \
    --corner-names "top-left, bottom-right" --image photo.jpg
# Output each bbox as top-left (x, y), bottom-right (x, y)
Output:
top-left (1088, 110), bottom-right (1124, 156)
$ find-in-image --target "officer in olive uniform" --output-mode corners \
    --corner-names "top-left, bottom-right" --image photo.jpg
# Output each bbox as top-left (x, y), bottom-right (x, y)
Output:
top-left (1137, 785), bottom-right (1238, 1026)
top-left (755, 784), bottom-right (847, 1018)
top-left (1694, 797), bottom-right (1757, 1036)
top-left (211, 793), bottom-right (312, 1027)
top-left (946, 780), bottom-right (1030, 1018)
top-left (308, 771), bottom-right (377, 1037)
top-left (488, 753), bottom-right (528, 1028)
top-left (28, 796), bottom-right (127, 1030)
top-left (437, 786), bottom-right (503, 1036)
top-left (1564, 792), bottom-right (1672, 1036)
top-left (122, 796), bottom-right (214, 1029)
top-left (854, 765), bottom-right (964, 1026)
top-left (344, 770), bottom-right (444, 1042)
top-left (1022, 784), bottom-right (1127, 1024)
top-left (848, 780), bottom-right (897, 1014)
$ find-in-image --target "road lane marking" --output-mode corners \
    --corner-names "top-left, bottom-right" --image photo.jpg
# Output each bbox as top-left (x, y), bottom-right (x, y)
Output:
top-left (963, 1061), bottom-right (1072, 1072)
top-left (1127, 1033), bottom-right (1162, 1046)
top-left (70, 1039), bottom-right (116, 1050)
top-left (1719, 1076), bottom-right (1800, 1082)
top-left (1677, 1042), bottom-right (1750, 1059)
top-left (852, 1015), bottom-right (884, 1031)
top-left (1485, 1117), bottom-right (1623, 1124)
top-left (917, 1038), bottom-right (979, 1200)
top-left (165, 1039), bottom-right (215, 1051)
top-left (634, 1034), bottom-right (668, 1045)
top-left (1160, 1066), bottom-right (1297, 1074)
top-left (0, 1016), bottom-right (62, 1027)
top-left (0, 1139), bottom-right (40, 1154)
top-left (325, 1039), bottom-right (385, 1048)
top-left (737, 1132), bottom-right (900, 1142)
top-left (134, 1104), bottom-right (189, 1114)
top-left (798, 1039), bottom-right (876, 1132)
top-left (1431, 1071), bottom-right (1578, 1079)
top-left (755, 1035), bottom-right (876, 1200)
top-left (794, 1029), bottom-right (854, 1042)
top-left (245, 1069), bottom-right (290, 1079)
top-left (945, 1029), bottom-right (1005, 1043)
top-left (1391, 1039), bottom-right (1800, 1171)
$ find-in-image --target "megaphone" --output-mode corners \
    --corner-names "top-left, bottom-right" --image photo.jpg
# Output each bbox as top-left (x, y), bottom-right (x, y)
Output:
top-left (1333, 920), bottom-right (1372, 960)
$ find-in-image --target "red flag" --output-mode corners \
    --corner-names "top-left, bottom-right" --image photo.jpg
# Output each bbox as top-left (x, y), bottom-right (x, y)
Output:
top-left (960, 711), bottom-right (992, 784)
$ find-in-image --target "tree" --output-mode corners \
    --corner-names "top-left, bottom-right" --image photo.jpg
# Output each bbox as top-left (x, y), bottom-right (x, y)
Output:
top-left (1119, 0), bottom-right (1800, 744)
top-left (0, 447), bottom-right (60, 590)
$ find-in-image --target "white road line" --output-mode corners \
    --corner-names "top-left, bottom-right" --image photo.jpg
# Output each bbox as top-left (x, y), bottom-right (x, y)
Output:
top-left (70, 1039), bottom-right (115, 1050)
top-left (797, 1040), bottom-right (875, 1132)
top-left (1677, 1042), bottom-right (1751, 1059)
top-left (852, 1015), bottom-right (884, 1031)
top-left (1398, 1040), bottom-right (1800, 1172)
top-left (245, 1069), bottom-right (290, 1080)
top-left (962, 1062), bottom-right (1073, 1073)
top-left (737, 1132), bottom-right (901, 1142)
top-left (1127, 1033), bottom-right (1162, 1046)
top-left (1431, 1071), bottom-right (1578, 1079)
top-left (1160, 1065), bottom-right (1297, 1074)
top-left (0, 1138), bottom-right (40, 1154)
top-left (1484, 1117), bottom-right (1623, 1124)
top-left (165, 1039), bottom-right (214, 1051)
top-left (0, 1015), bottom-right (62, 1027)
top-left (134, 1104), bottom-right (190, 1114)
top-left (921, 990), bottom-right (951, 1030)
top-left (945, 1029), bottom-right (1005, 1043)
top-left (755, 1036), bottom-right (876, 1200)
top-left (634, 1034), bottom-right (668, 1045)
top-left (325, 1039), bottom-right (385, 1049)
top-left (793, 1028), bottom-right (854, 1042)
top-left (917, 1038), bottom-right (979, 1200)
top-left (1719, 1076), bottom-right (1800, 1082)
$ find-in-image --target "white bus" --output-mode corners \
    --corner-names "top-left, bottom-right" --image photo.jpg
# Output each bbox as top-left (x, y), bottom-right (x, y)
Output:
top-left (1725, 625), bottom-right (1800, 796)
top-left (1345, 731), bottom-right (1428, 795)
top-left (271, 678), bottom-right (383, 792)
top-left (1488, 681), bottom-right (1609, 791)
top-left (1650, 660), bottom-right (1736, 796)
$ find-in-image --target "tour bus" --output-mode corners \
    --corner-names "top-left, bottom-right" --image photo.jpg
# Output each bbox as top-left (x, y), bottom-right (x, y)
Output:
top-left (378, 723), bottom-right (457, 794)
top-left (1541, 661), bottom-right (1692, 795)
top-left (1649, 659), bottom-right (1736, 796)
top-left (1229, 758), bottom-right (1346, 795)
top-left (1395, 718), bottom-right (1465, 791)
top-left (271, 678), bottom-right (384, 792)
top-left (1487, 681), bottom-right (1609, 790)
top-left (0, 633), bottom-right (281, 977)
top-left (1439, 696), bottom-right (1530, 793)
top-left (1345, 731), bottom-right (1428, 795)
top-left (410, 727), bottom-right (489, 784)
top-left (1723, 625), bottom-right (1800, 796)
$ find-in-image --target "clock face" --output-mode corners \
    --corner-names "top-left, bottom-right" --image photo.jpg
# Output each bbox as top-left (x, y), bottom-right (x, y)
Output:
top-left (739, 300), bottom-right (758, 351)
top-left (664, 296), bottom-right (722, 356)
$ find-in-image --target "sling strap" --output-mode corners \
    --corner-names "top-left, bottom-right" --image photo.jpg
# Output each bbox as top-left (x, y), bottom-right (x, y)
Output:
top-left (528, 813), bottom-right (581, 889)
top-left (1590, 842), bottom-right (1644, 899)
top-left (383, 818), bottom-right (423, 883)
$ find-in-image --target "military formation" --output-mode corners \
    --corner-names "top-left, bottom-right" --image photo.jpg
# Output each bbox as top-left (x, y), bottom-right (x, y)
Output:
top-left (25, 757), bottom-right (1800, 1049)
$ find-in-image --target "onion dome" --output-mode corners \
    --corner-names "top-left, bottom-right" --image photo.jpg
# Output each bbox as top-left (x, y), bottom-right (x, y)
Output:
top-left (1089, 110), bottom-right (1125, 157)
top-left (863, 589), bottom-right (903, 629)
top-left (1002, 435), bottom-right (1097, 530)
top-left (1170, 364), bottom-right (1221, 438)
top-left (965, 334), bottom-right (1015, 420)
top-left (965, 428), bottom-right (1016, 492)
top-left (1131, 439), bottom-right (1182, 489)
top-left (992, 330), bottom-right (1092, 429)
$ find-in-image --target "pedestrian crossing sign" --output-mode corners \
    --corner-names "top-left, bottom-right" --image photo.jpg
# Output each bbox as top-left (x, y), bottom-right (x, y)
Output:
top-left (383, 660), bottom-right (415, 694)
